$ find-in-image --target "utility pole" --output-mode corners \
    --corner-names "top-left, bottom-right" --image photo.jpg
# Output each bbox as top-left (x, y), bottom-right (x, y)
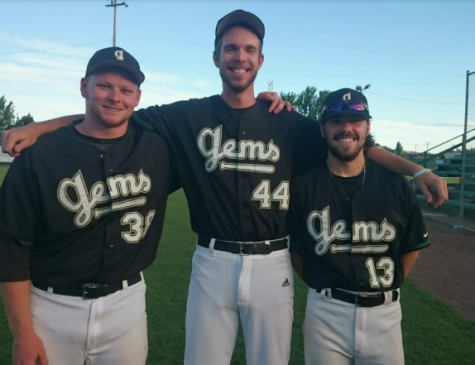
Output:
top-left (268, 81), bottom-right (273, 92)
top-left (105, 0), bottom-right (128, 47)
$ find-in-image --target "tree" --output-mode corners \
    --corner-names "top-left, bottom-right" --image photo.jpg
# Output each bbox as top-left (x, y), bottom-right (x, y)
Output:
top-left (375, 143), bottom-right (394, 153)
top-left (280, 87), bottom-right (330, 121)
top-left (395, 141), bottom-right (404, 156)
top-left (0, 96), bottom-right (35, 131)
top-left (14, 113), bottom-right (34, 128)
top-left (0, 96), bottom-right (15, 131)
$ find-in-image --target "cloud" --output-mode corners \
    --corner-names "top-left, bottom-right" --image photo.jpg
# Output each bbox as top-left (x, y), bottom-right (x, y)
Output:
top-left (0, 32), bottom-right (219, 120)
top-left (0, 32), bottom-right (103, 58)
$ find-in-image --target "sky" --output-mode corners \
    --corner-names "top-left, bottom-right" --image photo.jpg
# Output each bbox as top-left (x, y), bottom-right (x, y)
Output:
top-left (1, 0), bottom-right (475, 153)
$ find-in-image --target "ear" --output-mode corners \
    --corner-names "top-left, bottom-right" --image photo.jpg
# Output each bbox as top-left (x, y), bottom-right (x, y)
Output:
top-left (366, 120), bottom-right (371, 136)
top-left (257, 53), bottom-right (264, 70)
top-left (320, 123), bottom-right (326, 139)
top-left (80, 77), bottom-right (88, 99)
top-left (213, 51), bottom-right (220, 68)
top-left (134, 88), bottom-right (142, 107)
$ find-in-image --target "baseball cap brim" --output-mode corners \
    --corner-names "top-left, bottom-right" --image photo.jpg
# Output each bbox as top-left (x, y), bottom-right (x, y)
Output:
top-left (215, 10), bottom-right (265, 40)
top-left (321, 110), bottom-right (371, 122)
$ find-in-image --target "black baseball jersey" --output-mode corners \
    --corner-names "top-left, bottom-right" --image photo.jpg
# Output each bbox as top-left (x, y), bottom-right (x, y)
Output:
top-left (289, 160), bottom-right (430, 292)
top-left (134, 95), bottom-right (326, 241)
top-left (0, 124), bottom-right (171, 287)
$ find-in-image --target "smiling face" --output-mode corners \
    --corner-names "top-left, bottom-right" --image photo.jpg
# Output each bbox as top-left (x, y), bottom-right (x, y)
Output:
top-left (213, 26), bottom-right (264, 96)
top-left (80, 71), bottom-right (141, 138)
top-left (320, 116), bottom-right (370, 162)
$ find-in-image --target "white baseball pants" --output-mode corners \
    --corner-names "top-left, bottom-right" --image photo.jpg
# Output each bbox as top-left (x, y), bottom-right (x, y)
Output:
top-left (30, 279), bottom-right (148, 365)
top-left (303, 288), bottom-right (404, 365)
top-left (184, 240), bottom-right (294, 365)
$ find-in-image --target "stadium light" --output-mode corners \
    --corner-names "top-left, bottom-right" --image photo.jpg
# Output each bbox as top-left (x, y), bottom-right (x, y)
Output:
top-left (356, 84), bottom-right (371, 93)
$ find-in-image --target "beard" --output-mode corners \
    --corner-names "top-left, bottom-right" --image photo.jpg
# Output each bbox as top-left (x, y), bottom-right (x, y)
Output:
top-left (327, 131), bottom-right (366, 162)
top-left (220, 67), bottom-right (258, 93)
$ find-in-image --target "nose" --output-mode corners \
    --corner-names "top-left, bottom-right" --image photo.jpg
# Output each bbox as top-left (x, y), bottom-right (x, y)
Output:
top-left (107, 87), bottom-right (121, 103)
top-left (234, 47), bottom-right (246, 62)
top-left (340, 121), bottom-right (353, 130)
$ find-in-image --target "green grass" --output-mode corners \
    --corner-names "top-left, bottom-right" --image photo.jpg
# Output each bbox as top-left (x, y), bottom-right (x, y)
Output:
top-left (0, 185), bottom-right (474, 364)
top-left (0, 165), bottom-right (9, 184)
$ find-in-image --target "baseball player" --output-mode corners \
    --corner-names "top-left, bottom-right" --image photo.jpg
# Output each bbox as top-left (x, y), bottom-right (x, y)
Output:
top-left (0, 10), bottom-right (447, 365)
top-left (289, 88), bottom-right (430, 365)
top-left (0, 47), bottom-right (172, 365)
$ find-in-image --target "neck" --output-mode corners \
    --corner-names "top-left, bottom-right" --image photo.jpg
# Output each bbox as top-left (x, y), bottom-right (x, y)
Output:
top-left (75, 116), bottom-right (128, 139)
top-left (220, 84), bottom-right (256, 109)
top-left (326, 152), bottom-right (366, 177)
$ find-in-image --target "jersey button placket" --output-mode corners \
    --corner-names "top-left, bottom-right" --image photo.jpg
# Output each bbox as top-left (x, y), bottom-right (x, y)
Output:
top-left (237, 113), bottom-right (253, 240)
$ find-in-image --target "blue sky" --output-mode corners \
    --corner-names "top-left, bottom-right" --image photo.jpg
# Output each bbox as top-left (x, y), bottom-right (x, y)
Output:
top-left (1, 0), bottom-right (474, 152)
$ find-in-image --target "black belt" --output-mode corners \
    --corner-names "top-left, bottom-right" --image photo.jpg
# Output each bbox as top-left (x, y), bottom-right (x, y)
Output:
top-left (33, 273), bottom-right (142, 300)
top-left (317, 288), bottom-right (399, 308)
top-left (197, 236), bottom-right (288, 255)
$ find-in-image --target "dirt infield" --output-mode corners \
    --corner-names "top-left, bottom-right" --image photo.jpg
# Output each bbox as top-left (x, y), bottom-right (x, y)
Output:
top-left (409, 217), bottom-right (475, 322)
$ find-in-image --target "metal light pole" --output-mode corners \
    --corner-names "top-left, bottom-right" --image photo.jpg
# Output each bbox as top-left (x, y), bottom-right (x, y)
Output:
top-left (459, 70), bottom-right (474, 218)
top-left (105, 0), bottom-right (128, 47)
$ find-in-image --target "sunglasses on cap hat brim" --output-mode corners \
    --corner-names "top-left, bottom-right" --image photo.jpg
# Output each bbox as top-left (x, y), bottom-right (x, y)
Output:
top-left (323, 101), bottom-right (368, 113)
top-left (321, 101), bottom-right (371, 123)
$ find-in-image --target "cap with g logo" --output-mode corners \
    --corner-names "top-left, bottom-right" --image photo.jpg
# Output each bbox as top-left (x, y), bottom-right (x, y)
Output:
top-left (85, 47), bottom-right (145, 85)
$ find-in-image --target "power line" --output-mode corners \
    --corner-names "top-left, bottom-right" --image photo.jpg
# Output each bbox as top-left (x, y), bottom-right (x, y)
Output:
top-left (0, 40), bottom-right (111, 55)
top-left (366, 91), bottom-right (463, 105)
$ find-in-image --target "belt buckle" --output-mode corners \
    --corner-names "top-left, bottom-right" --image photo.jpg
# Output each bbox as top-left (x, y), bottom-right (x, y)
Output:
top-left (83, 283), bottom-right (105, 300)
top-left (260, 243), bottom-right (273, 255)
top-left (355, 293), bottom-right (382, 307)
top-left (240, 243), bottom-right (250, 256)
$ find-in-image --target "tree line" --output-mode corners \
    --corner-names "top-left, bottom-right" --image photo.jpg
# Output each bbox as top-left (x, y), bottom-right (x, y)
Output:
top-left (1, 89), bottom-right (405, 154)
top-left (0, 95), bottom-right (34, 131)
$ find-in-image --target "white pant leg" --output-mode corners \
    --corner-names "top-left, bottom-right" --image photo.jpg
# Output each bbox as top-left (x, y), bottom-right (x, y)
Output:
top-left (354, 291), bottom-right (404, 365)
top-left (31, 280), bottom-right (148, 365)
top-left (239, 249), bottom-right (294, 365)
top-left (304, 289), bottom-right (353, 365)
top-left (184, 246), bottom-right (241, 365)
top-left (304, 288), bottom-right (404, 365)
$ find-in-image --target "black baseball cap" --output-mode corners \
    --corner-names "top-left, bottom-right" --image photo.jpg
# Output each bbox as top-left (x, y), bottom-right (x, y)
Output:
top-left (85, 47), bottom-right (145, 85)
top-left (215, 10), bottom-right (265, 44)
top-left (321, 88), bottom-right (372, 123)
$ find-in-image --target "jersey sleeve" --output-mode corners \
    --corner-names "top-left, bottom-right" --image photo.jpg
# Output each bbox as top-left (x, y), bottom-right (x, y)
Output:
top-left (0, 151), bottom-right (39, 281)
top-left (133, 106), bottom-right (169, 140)
top-left (399, 178), bottom-right (430, 253)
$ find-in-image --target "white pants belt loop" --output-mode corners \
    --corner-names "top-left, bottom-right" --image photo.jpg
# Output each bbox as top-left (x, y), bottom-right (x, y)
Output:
top-left (209, 238), bottom-right (216, 256)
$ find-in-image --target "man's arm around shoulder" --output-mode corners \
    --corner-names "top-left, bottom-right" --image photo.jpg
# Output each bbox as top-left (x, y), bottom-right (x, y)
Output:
top-left (366, 147), bottom-right (448, 208)
top-left (1, 115), bottom-right (82, 157)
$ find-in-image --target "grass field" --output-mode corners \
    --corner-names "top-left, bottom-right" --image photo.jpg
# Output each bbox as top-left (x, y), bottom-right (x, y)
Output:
top-left (0, 165), bottom-right (8, 183)
top-left (0, 165), bottom-right (475, 364)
